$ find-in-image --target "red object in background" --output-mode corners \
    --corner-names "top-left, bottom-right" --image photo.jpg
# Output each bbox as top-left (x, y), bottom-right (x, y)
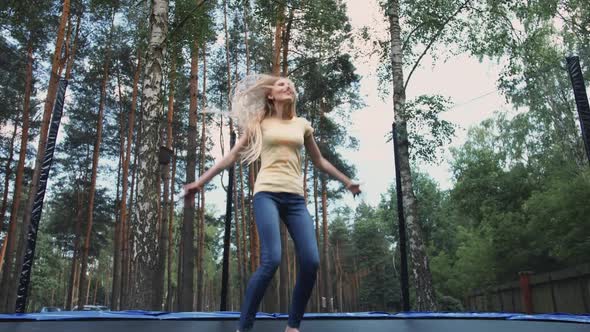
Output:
top-left (519, 271), bottom-right (534, 314)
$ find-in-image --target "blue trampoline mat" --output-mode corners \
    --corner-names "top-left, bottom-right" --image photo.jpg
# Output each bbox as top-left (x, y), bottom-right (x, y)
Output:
top-left (0, 311), bottom-right (589, 323)
top-left (2, 311), bottom-right (590, 332)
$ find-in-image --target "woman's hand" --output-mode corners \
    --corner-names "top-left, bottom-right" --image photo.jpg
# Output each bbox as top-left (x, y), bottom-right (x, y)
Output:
top-left (182, 180), bottom-right (203, 199)
top-left (346, 181), bottom-right (362, 197)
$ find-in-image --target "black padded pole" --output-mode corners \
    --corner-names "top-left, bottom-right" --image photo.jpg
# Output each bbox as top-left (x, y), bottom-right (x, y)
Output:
top-left (565, 56), bottom-right (590, 165)
top-left (392, 122), bottom-right (410, 312)
top-left (220, 130), bottom-right (236, 311)
top-left (16, 78), bottom-right (68, 313)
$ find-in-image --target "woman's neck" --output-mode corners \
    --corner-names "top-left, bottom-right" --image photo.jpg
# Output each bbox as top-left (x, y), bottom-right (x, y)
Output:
top-left (272, 101), bottom-right (292, 119)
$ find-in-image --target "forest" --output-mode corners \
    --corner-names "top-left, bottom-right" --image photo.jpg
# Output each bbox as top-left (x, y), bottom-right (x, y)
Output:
top-left (0, 0), bottom-right (589, 314)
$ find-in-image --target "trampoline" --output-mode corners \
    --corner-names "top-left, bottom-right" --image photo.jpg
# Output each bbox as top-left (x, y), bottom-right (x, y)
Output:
top-left (1, 311), bottom-right (589, 332)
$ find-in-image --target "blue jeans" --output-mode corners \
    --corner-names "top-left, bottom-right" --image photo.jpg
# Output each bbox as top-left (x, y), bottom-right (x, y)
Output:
top-left (238, 192), bottom-right (320, 331)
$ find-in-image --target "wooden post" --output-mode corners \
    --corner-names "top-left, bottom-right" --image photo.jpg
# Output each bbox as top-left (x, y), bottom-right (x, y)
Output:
top-left (519, 271), bottom-right (533, 314)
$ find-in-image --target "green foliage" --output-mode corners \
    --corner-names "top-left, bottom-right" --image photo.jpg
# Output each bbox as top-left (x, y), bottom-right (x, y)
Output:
top-left (29, 231), bottom-right (64, 311)
top-left (171, 0), bottom-right (216, 50)
top-left (387, 95), bottom-right (456, 164)
top-left (344, 202), bottom-right (400, 311)
top-left (373, 0), bottom-right (461, 165)
top-left (463, 0), bottom-right (589, 167)
top-left (428, 105), bottom-right (590, 301)
top-left (44, 184), bottom-right (114, 258)
top-left (0, 0), bottom-right (51, 186)
top-left (524, 170), bottom-right (590, 265)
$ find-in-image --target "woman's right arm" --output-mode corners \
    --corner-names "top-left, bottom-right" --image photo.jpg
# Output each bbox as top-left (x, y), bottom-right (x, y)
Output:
top-left (183, 133), bottom-right (249, 197)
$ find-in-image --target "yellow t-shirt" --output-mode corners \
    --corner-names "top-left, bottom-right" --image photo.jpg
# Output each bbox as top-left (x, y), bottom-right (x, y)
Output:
top-left (254, 116), bottom-right (314, 196)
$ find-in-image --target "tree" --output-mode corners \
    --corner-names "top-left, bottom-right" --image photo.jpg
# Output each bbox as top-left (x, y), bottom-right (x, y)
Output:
top-left (461, 1), bottom-right (589, 170)
top-left (132, 0), bottom-right (168, 310)
top-left (380, 0), bottom-right (473, 310)
top-left (0, 0), bottom-right (65, 312)
top-left (78, 6), bottom-right (116, 309)
top-left (352, 203), bottom-right (399, 311)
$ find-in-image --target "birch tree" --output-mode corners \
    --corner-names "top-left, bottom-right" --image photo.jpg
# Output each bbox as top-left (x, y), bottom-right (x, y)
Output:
top-left (132, 0), bottom-right (168, 310)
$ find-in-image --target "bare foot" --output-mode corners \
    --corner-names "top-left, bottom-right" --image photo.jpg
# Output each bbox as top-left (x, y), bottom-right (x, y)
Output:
top-left (285, 326), bottom-right (299, 332)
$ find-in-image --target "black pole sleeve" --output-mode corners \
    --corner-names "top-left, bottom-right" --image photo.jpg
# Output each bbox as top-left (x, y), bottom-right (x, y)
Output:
top-left (565, 56), bottom-right (590, 165)
top-left (566, 56), bottom-right (590, 163)
top-left (392, 122), bottom-right (410, 312)
top-left (16, 78), bottom-right (68, 313)
top-left (220, 130), bottom-right (236, 311)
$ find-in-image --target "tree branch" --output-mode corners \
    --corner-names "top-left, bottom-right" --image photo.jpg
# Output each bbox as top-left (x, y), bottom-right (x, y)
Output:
top-left (402, 20), bottom-right (431, 52)
top-left (404, 0), bottom-right (471, 90)
top-left (161, 0), bottom-right (209, 46)
top-left (287, 54), bottom-right (341, 76)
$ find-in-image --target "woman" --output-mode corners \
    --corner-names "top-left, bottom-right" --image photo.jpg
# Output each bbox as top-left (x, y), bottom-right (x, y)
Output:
top-left (183, 74), bottom-right (361, 332)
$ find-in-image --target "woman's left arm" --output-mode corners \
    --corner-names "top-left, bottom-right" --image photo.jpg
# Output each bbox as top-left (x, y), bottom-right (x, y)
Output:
top-left (304, 135), bottom-right (361, 195)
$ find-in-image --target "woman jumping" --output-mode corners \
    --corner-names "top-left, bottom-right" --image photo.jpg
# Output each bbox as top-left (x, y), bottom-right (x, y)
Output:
top-left (183, 74), bottom-right (361, 332)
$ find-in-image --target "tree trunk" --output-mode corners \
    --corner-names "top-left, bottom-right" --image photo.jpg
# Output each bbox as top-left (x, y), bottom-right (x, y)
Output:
top-left (85, 274), bottom-right (91, 305)
top-left (123, 107), bottom-right (141, 307)
top-left (180, 39), bottom-right (198, 311)
top-left (238, 161), bottom-right (248, 287)
top-left (64, 10), bottom-right (81, 82)
top-left (66, 188), bottom-right (84, 310)
top-left (132, 0), bottom-right (168, 310)
top-left (277, 6), bottom-right (295, 313)
top-left (0, 120), bottom-right (17, 276)
top-left (334, 240), bottom-right (343, 312)
top-left (58, 14), bottom-right (72, 79)
top-left (281, 8), bottom-right (294, 77)
top-left (243, 0), bottom-right (251, 74)
top-left (235, 175), bottom-right (243, 305)
top-left (196, 44), bottom-right (207, 311)
top-left (388, 0), bottom-right (437, 311)
top-left (155, 51), bottom-right (176, 313)
top-left (9, 0), bottom-right (71, 310)
top-left (352, 257), bottom-right (359, 311)
top-left (160, 54), bottom-right (176, 312)
top-left (111, 65), bottom-right (127, 311)
top-left (320, 175), bottom-right (333, 312)
top-left (263, 4), bottom-right (286, 311)
top-left (73, 257), bottom-right (80, 306)
top-left (111, 165), bottom-right (122, 309)
top-left (243, 11), bottom-right (252, 285)
top-left (239, 0), bottom-right (252, 288)
top-left (166, 149), bottom-right (176, 311)
top-left (116, 51), bottom-right (141, 310)
top-left (65, 15), bottom-right (84, 311)
top-left (272, 3), bottom-right (285, 75)
top-left (313, 165), bottom-right (320, 312)
top-left (0, 39), bottom-right (34, 312)
top-left (176, 232), bottom-right (183, 311)
top-left (220, 0), bottom-right (236, 311)
top-left (243, 0), bottom-right (257, 279)
top-left (51, 271), bottom-right (59, 306)
top-left (319, 108), bottom-right (331, 312)
top-left (78, 15), bottom-right (114, 309)
top-left (249, 165), bottom-right (259, 272)
top-left (93, 279), bottom-right (99, 305)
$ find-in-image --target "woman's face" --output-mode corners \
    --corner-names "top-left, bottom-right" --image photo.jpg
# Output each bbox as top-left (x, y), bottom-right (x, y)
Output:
top-left (268, 78), bottom-right (295, 103)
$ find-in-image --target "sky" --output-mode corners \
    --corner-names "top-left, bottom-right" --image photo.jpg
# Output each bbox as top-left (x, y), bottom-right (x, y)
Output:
top-left (205, 0), bottom-right (511, 212)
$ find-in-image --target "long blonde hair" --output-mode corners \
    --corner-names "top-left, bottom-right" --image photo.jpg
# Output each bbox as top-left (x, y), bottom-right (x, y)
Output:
top-left (230, 74), bottom-right (297, 165)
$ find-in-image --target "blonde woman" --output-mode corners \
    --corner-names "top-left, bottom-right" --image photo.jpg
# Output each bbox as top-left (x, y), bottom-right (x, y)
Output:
top-left (183, 74), bottom-right (361, 332)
